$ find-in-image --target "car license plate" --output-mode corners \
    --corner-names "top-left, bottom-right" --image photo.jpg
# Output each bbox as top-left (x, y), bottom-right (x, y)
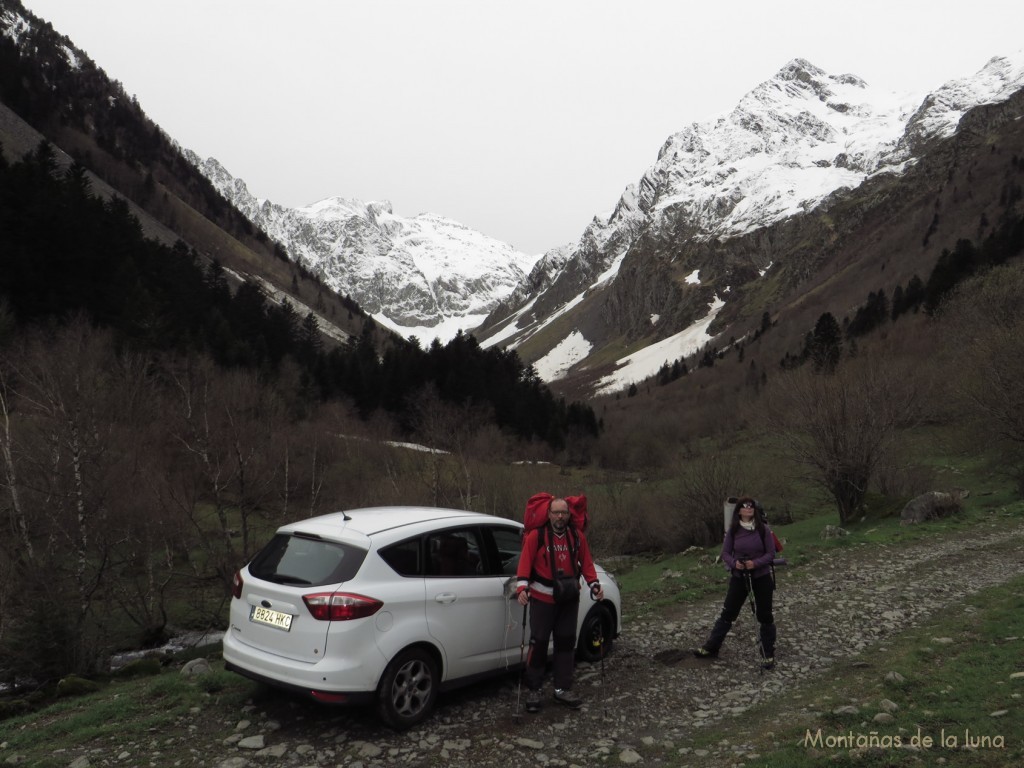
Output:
top-left (250, 605), bottom-right (293, 631)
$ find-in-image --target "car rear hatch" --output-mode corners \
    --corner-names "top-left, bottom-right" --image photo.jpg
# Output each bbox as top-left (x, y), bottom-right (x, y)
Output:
top-left (234, 531), bottom-right (368, 663)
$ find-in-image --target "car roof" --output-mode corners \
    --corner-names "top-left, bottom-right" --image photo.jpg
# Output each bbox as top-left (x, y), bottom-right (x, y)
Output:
top-left (278, 506), bottom-right (522, 542)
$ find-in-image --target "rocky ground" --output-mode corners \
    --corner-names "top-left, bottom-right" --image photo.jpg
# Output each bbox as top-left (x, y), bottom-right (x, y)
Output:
top-left (32, 515), bottom-right (1024, 768)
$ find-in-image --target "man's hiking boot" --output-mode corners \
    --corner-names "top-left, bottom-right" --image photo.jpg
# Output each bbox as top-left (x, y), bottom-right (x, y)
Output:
top-left (525, 689), bottom-right (542, 713)
top-left (761, 656), bottom-right (775, 670)
top-left (692, 647), bottom-right (718, 659)
top-left (553, 688), bottom-right (582, 709)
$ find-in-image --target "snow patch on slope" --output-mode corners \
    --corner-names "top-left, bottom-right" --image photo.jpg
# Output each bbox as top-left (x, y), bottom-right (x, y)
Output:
top-left (533, 331), bottom-right (594, 381)
top-left (594, 295), bottom-right (725, 396)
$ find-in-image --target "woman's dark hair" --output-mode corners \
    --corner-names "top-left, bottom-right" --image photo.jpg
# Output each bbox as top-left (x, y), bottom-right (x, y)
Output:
top-left (728, 496), bottom-right (765, 534)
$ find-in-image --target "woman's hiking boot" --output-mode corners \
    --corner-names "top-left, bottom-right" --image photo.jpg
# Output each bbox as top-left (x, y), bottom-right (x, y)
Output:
top-left (553, 688), bottom-right (583, 708)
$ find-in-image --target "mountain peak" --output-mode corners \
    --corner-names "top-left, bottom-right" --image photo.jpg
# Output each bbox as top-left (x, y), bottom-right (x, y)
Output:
top-left (301, 197), bottom-right (393, 221)
top-left (775, 57), bottom-right (827, 82)
top-left (626, 57), bottom-right (922, 241)
top-left (766, 57), bottom-right (865, 100)
top-left (902, 48), bottom-right (1024, 148)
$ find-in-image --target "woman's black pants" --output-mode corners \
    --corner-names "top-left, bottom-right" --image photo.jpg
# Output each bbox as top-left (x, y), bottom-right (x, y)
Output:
top-left (703, 571), bottom-right (776, 656)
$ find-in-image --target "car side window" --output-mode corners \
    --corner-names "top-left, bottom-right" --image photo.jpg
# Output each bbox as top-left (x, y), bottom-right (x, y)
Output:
top-left (426, 528), bottom-right (482, 577)
top-left (379, 538), bottom-right (422, 577)
top-left (487, 526), bottom-right (522, 576)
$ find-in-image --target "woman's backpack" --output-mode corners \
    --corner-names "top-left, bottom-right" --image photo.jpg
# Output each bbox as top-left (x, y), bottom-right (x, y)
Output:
top-left (725, 496), bottom-right (783, 553)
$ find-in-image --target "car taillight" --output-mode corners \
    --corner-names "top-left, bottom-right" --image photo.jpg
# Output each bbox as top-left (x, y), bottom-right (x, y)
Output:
top-left (231, 570), bottom-right (243, 599)
top-left (303, 592), bottom-right (383, 621)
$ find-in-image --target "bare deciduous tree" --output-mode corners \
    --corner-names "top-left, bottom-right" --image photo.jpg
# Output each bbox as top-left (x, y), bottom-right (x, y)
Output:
top-left (164, 358), bottom-right (288, 588)
top-left (407, 385), bottom-right (492, 508)
top-left (102, 350), bottom-right (181, 647)
top-left (768, 359), bottom-right (924, 524)
top-left (673, 452), bottom-right (743, 546)
top-left (942, 263), bottom-right (1024, 491)
top-left (0, 360), bottom-right (32, 563)
top-left (0, 320), bottom-right (165, 676)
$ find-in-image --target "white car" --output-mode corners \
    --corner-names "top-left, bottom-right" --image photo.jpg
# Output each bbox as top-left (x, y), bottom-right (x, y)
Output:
top-left (222, 506), bottom-right (621, 729)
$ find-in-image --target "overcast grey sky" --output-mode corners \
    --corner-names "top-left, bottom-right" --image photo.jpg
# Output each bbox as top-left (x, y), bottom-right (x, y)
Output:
top-left (19, 0), bottom-right (1024, 254)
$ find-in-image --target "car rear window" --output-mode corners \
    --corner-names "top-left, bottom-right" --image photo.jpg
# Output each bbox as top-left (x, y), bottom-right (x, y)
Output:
top-left (248, 532), bottom-right (367, 586)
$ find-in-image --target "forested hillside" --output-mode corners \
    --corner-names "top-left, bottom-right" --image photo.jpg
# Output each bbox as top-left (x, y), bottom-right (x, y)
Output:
top-left (0, 142), bottom-right (600, 685)
top-left (0, 0), bottom-right (606, 687)
top-left (0, 143), bottom-right (598, 445)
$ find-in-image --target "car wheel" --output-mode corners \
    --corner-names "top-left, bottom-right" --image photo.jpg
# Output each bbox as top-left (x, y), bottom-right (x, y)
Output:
top-left (577, 604), bottom-right (614, 663)
top-left (376, 647), bottom-right (439, 729)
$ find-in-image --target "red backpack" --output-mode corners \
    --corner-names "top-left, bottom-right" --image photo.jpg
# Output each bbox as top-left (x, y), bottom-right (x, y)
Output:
top-left (523, 492), bottom-right (589, 533)
top-left (524, 492), bottom-right (588, 585)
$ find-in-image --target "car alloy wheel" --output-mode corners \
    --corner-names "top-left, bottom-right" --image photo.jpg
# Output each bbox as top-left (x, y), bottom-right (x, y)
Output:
top-left (377, 647), bottom-right (439, 730)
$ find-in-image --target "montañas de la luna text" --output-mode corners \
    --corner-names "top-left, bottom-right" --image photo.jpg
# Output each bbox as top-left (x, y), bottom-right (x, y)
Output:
top-left (803, 728), bottom-right (1005, 750)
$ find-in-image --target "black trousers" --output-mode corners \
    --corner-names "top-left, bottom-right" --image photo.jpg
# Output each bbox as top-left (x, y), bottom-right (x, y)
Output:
top-left (525, 598), bottom-right (579, 691)
top-left (704, 571), bottom-right (776, 656)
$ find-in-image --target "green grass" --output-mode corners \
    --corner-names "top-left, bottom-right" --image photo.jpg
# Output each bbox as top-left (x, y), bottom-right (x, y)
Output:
top-left (609, 549), bottom-right (730, 612)
top-left (0, 667), bottom-right (255, 767)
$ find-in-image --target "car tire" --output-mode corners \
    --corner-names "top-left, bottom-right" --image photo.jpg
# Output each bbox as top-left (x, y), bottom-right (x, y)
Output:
top-left (376, 647), bottom-right (439, 730)
top-left (576, 604), bottom-right (614, 663)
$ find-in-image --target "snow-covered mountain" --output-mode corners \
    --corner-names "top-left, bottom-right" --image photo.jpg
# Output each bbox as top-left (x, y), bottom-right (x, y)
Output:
top-left (475, 52), bottom-right (1024, 393)
top-left (189, 153), bottom-right (541, 343)
top-left (192, 52), bottom-right (1024, 390)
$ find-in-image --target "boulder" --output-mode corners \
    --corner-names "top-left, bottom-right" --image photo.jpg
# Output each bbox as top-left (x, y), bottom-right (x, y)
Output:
top-left (56, 675), bottom-right (101, 698)
top-left (820, 525), bottom-right (849, 539)
top-left (900, 491), bottom-right (964, 525)
top-left (180, 658), bottom-right (212, 677)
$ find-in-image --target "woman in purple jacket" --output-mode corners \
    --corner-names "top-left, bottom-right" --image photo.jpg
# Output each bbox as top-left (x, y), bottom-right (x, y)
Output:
top-left (693, 496), bottom-right (777, 669)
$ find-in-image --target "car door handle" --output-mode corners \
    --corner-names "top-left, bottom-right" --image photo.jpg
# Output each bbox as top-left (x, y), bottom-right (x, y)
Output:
top-left (434, 593), bottom-right (457, 604)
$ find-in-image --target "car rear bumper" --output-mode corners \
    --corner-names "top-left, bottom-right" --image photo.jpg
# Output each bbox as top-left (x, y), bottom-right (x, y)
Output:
top-left (222, 659), bottom-right (375, 705)
top-left (222, 628), bottom-right (386, 699)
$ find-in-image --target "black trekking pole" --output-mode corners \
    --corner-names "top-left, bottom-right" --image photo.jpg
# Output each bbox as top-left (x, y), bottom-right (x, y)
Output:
top-left (743, 569), bottom-right (767, 674)
top-left (589, 583), bottom-right (608, 719)
top-left (513, 600), bottom-right (528, 721)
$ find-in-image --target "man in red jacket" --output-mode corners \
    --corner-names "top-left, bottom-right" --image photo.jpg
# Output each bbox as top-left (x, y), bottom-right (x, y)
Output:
top-left (516, 497), bottom-right (603, 712)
